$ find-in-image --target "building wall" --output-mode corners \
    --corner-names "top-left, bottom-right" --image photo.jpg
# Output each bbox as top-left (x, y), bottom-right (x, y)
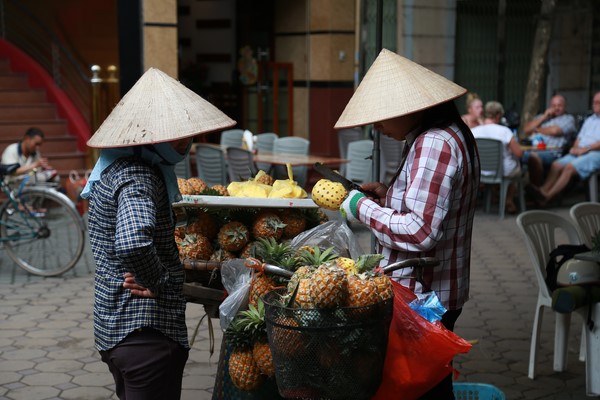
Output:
top-left (547, 0), bottom-right (593, 115)
top-left (275, 0), bottom-right (356, 156)
top-left (397, 0), bottom-right (458, 80)
top-left (143, 0), bottom-right (178, 78)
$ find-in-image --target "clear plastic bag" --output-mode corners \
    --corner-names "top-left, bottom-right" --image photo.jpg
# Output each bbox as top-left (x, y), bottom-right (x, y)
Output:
top-left (290, 220), bottom-right (363, 258)
top-left (218, 259), bottom-right (251, 331)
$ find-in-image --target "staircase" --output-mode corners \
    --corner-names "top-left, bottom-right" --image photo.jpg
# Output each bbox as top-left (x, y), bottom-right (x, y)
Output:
top-left (0, 57), bottom-right (87, 181)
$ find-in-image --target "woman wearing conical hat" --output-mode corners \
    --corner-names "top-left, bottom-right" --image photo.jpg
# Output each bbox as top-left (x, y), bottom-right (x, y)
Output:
top-left (81, 68), bottom-right (235, 399)
top-left (337, 49), bottom-right (480, 399)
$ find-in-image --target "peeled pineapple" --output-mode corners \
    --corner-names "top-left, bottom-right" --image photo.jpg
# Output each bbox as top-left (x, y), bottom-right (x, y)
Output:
top-left (311, 179), bottom-right (348, 210)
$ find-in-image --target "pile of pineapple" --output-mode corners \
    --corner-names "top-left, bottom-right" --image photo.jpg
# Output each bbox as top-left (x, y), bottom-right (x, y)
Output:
top-left (223, 240), bottom-right (394, 392)
top-left (177, 176), bottom-right (229, 196)
top-left (175, 207), bottom-right (328, 262)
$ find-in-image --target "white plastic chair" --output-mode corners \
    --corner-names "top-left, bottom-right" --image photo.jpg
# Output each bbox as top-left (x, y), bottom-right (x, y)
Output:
top-left (476, 138), bottom-right (525, 219)
top-left (255, 132), bottom-right (278, 172)
top-left (195, 143), bottom-right (227, 186)
top-left (337, 127), bottom-right (363, 176)
top-left (516, 210), bottom-right (586, 379)
top-left (346, 140), bottom-right (374, 185)
top-left (379, 135), bottom-right (404, 183)
top-left (570, 202), bottom-right (600, 249)
top-left (273, 137), bottom-right (309, 187)
top-left (226, 147), bottom-right (257, 182)
top-left (220, 129), bottom-right (244, 149)
top-left (174, 154), bottom-right (191, 179)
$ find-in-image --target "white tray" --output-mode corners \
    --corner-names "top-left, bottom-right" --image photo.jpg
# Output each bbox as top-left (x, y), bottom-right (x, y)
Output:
top-left (174, 195), bottom-right (318, 209)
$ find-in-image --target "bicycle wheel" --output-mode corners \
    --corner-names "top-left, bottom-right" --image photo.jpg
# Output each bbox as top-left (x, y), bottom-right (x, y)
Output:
top-left (0, 187), bottom-right (86, 276)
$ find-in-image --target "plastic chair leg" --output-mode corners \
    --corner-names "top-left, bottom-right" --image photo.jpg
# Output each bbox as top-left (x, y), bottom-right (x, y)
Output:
top-left (518, 181), bottom-right (526, 212)
top-left (585, 303), bottom-right (600, 396)
top-left (529, 303), bottom-right (545, 379)
top-left (580, 323), bottom-right (586, 362)
top-left (553, 312), bottom-right (572, 372)
top-left (499, 182), bottom-right (508, 219)
top-left (589, 173), bottom-right (598, 203)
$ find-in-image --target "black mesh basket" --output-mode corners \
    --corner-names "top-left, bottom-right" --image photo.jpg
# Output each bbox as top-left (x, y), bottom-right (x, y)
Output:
top-left (262, 289), bottom-right (393, 400)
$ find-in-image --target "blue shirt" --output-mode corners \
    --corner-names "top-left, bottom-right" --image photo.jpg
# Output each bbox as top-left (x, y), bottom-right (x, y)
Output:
top-left (577, 114), bottom-right (600, 148)
top-left (88, 157), bottom-right (189, 351)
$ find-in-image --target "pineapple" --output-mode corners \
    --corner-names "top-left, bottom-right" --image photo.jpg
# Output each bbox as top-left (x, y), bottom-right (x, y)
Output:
top-left (279, 209), bottom-right (307, 239)
top-left (187, 177), bottom-right (208, 194)
top-left (240, 241), bottom-right (259, 259)
top-left (252, 211), bottom-right (286, 241)
top-left (346, 274), bottom-right (380, 307)
top-left (225, 316), bottom-right (265, 391)
top-left (177, 233), bottom-right (213, 260)
top-left (255, 237), bottom-right (293, 265)
top-left (254, 170), bottom-right (275, 186)
top-left (288, 265), bottom-right (316, 309)
top-left (336, 257), bottom-right (357, 275)
top-left (211, 184), bottom-right (229, 196)
top-left (186, 210), bottom-right (219, 240)
top-left (271, 314), bottom-right (304, 358)
top-left (346, 254), bottom-right (392, 306)
top-left (218, 221), bottom-right (250, 252)
top-left (310, 263), bottom-right (348, 308)
top-left (177, 178), bottom-right (194, 195)
top-left (237, 301), bottom-right (275, 377)
top-left (210, 249), bottom-right (236, 262)
top-left (311, 179), bottom-right (348, 210)
top-left (248, 268), bottom-right (277, 306)
top-left (174, 226), bottom-right (185, 241)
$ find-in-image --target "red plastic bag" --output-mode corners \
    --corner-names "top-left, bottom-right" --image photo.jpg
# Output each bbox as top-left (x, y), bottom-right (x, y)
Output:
top-left (372, 281), bottom-right (472, 400)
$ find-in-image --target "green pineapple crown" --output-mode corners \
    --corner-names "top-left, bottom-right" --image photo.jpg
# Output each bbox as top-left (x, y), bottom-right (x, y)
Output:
top-left (256, 237), bottom-right (293, 264)
top-left (355, 254), bottom-right (385, 274)
top-left (298, 246), bottom-right (338, 267)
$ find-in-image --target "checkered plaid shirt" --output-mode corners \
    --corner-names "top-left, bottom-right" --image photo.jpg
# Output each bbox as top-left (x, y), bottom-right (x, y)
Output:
top-left (356, 124), bottom-right (480, 310)
top-left (88, 157), bottom-right (188, 351)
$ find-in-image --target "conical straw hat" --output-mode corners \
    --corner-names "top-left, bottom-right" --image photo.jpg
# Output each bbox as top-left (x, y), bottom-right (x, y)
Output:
top-left (335, 49), bottom-right (466, 129)
top-left (87, 68), bottom-right (236, 148)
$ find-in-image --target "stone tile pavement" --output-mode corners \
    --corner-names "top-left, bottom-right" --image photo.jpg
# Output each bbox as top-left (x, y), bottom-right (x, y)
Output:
top-left (0, 192), bottom-right (598, 399)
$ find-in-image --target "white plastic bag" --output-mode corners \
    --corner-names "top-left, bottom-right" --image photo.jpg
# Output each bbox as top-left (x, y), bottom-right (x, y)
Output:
top-left (290, 220), bottom-right (363, 259)
top-left (218, 259), bottom-right (251, 331)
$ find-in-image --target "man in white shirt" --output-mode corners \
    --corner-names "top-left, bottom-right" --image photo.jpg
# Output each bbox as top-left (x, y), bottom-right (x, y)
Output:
top-left (1, 127), bottom-right (57, 184)
top-left (472, 101), bottom-right (523, 214)
top-left (528, 91), bottom-right (600, 206)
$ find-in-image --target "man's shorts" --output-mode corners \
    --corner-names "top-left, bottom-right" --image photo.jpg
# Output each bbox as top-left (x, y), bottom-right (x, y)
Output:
top-left (522, 149), bottom-right (562, 167)
top-left (556, 151), bottom-right (600, 180)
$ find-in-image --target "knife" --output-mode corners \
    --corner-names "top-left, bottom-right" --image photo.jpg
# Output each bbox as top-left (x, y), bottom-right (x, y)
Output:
top-left (313, 162), bottom-right (363, 192)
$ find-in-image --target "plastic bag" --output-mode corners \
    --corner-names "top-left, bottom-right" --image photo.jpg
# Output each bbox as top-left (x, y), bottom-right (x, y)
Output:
top-left (218, 259), bottom-right (251, 331)
top-left (372, 281), bottom-right (472, 400)
top-left (408, 291), bottom-right (446, 323)
top-left (290, 220), bottom-right (363, 258)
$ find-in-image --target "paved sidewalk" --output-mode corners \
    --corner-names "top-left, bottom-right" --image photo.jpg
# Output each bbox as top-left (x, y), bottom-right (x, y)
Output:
top-left (0, 198), bottom-right (597, 399)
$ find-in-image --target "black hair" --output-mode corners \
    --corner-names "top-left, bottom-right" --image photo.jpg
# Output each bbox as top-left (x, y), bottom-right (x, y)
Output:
top-left (422, 100), bottom-right (478, 177)
top-left (24, 127), bottom-right (44, 139)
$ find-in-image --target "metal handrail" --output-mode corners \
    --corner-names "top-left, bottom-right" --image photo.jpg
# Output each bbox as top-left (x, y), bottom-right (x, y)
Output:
top-left (0, 0), bottom-right (91, 124)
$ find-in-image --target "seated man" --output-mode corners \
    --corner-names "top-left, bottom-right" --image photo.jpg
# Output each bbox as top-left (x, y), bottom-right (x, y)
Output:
top-left (522, 94), bottom-right (577, 186)
top-left (472, 101), bottom-right (523, 214)
top-left (1, 127), bottom-right (57, 185)
top-left (527, 91), bottom-right (600, 206)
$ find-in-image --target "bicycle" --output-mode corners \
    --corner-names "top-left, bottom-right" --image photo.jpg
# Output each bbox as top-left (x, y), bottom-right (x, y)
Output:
top-left (0, 163), bottom-right (86, 276)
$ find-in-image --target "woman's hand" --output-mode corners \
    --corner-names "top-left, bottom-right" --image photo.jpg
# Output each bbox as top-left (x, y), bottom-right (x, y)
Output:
top-left (123, 272), bottom-right (157, 298)
top-left (360, 182), bottom-right (388, 206)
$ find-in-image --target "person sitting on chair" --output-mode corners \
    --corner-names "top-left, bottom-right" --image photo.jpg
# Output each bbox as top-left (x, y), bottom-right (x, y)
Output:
top-left (1, 127), bottom-right (57, 184)
top-left (527, 91), bottom-right (600, 206)
top-left (522, 94), bottom-right (577, 186)
top-left (461, 92), bottom-right (483, 129)
top-left (472, 101), bottom-right (523, 214)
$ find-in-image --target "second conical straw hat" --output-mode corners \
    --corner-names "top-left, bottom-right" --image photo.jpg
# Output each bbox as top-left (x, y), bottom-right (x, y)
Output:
top-left (87, 67), bottom-right (236, 148)
top-left (335, 49), bottom-right (466, 129)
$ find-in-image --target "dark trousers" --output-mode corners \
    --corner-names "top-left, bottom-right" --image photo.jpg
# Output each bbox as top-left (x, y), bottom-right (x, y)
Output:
top-left (418, 308), bottom-right (463, 400)
top-left (100, 328), bottom-right (189, 400)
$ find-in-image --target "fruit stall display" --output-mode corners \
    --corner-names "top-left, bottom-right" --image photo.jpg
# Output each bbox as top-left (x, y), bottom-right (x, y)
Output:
top-left (173, 170), bottom-right (325, 317)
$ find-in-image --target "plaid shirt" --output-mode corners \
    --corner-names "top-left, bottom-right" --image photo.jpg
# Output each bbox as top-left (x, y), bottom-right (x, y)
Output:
top-left (356, 123), bottom-right (480, 310)
top-left (88, 157), bottom-right (188, 351)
